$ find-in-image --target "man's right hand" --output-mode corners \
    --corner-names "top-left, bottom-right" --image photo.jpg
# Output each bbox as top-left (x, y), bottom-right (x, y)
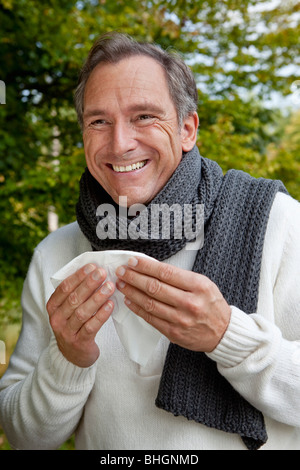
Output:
top-left (47, 264), bottom-right (115, 367)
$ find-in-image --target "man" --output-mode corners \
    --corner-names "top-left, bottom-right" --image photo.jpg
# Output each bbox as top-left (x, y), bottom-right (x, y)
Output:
top-left (0, 32), bottom-right (300, 450)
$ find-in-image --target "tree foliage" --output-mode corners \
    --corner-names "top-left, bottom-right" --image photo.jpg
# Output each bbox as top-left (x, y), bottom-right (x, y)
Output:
top-left (0, 0), bottom-right (299, 319)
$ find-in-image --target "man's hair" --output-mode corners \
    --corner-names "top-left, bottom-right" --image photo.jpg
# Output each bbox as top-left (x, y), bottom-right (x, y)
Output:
top-left (74, 31), bottom-right (198, 129)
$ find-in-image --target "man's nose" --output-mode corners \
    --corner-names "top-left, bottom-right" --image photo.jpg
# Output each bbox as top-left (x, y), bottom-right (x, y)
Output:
top-left (111, 120), bottom-right (138, 158)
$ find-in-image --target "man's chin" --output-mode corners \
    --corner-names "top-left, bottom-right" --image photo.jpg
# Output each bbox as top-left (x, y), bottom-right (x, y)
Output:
top-left (110, 192), bottom-right (152, 208)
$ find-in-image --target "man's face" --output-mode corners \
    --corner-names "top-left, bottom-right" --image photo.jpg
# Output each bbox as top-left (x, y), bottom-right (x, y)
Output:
top-left (82, 55), bottom-right (198, 206)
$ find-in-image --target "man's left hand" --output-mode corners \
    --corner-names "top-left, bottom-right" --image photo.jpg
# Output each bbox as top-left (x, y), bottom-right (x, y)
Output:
top-left (115, 256), bottom-right (231, 353)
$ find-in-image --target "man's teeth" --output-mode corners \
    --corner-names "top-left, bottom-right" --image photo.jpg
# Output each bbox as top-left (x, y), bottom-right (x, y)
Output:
top-left (112, 160), bottom-right (147, 173)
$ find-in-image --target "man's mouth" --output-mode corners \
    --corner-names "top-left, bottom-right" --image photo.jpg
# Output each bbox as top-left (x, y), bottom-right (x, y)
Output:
top-left (111, 160), bottom-right (147, 173)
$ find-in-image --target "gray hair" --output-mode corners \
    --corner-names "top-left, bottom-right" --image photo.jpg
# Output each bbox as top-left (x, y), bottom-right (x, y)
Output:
top-left (74, 31), bottom-right (198, 130)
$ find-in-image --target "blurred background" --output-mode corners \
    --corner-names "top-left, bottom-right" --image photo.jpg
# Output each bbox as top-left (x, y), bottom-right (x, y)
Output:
top-left (0, 0), bottom-right (299, 449)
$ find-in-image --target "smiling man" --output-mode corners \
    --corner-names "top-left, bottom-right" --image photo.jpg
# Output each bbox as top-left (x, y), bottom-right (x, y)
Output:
top-left (1, 32), bottom-right (300, 451)
top-left (80, 50), bottom-right (198, 207)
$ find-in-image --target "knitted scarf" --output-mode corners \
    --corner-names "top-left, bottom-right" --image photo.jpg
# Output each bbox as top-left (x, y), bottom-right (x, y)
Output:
top-left (76, 146), bottom-right (287, 450)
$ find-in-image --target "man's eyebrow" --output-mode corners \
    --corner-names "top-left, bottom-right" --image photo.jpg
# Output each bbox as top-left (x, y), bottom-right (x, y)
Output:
top-left (83, 104), bottom-right (165, 119)
top-left (127, 103), bottom-right (165, 115)
top-left (83, 108), bottom-right (106, 119)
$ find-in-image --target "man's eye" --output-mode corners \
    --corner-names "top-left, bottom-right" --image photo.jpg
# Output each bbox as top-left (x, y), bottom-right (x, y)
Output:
top-left (90, 119), bottom-right (106, 126)
top-left (136, 115), bottom-right (157, 126)
top-left (138, 115), bottom-right (154, 120)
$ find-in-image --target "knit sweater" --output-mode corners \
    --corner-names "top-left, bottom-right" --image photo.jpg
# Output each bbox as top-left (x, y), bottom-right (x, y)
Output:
top-left (0, 192), bottom-right (300, 450)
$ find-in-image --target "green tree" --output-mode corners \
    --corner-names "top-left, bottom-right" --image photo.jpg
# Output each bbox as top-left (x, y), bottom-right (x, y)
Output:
top-left (265, 109), bottom-right (300, 199)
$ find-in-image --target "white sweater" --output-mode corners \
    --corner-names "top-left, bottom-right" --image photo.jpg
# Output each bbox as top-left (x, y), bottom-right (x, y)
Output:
top-left (0, 192), bottom-right (300, 450)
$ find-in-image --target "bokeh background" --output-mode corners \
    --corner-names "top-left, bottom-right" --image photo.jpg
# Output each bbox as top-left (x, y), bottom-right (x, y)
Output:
top-left (0, 0), bottom-right (300, 449)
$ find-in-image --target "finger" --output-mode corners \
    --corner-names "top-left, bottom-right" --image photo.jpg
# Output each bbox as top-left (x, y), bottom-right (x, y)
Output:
top-left (47, 264), bottom-right (98, 315)
top-left (63, 268), bottom-right (108, 319)
top-left (79, 299), bottom-right (114, 340)
top-left (123, 297), bottom-right (171, 337)
top-left (67, 281), bottom-right (115, 333)
top-left (126, 256), bottom-right (201, 291)
top-left (116, 265), bottom-right (184, 308)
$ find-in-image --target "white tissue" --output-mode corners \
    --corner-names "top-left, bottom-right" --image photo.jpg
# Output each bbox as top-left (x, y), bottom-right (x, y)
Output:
top-left (50, 250), bottom-right (162, 367)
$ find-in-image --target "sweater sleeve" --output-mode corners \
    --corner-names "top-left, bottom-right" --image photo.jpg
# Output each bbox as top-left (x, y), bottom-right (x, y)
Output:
top-left (207, 193), bottom-right (300, 426)
top-left (0, 247), bottom-right (97, 450)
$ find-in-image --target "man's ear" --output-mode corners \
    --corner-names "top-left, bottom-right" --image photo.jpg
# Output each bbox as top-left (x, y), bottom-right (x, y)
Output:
top-left (181, 112), bottom-right (199, 152)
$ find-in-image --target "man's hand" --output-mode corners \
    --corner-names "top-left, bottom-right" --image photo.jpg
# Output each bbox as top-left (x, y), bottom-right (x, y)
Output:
top-left (116, 257), bottom-right (231, 353)
top-left (47, 264), bottom-right (115, 367)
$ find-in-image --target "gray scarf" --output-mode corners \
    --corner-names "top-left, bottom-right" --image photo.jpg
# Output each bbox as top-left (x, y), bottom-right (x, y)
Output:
top-left (76, 146), bottom-right (288, 450)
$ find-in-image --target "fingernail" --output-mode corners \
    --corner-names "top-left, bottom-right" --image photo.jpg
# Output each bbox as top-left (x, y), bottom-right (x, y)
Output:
top-left (92, 268), bottom-right (104, 281)
top-left (117, 280), bottom-right (126, 289)
top-left (101, 282), bottom-right (113, 295)
top-left (124, 297), bottom-right (131, 306)
top-left (116, 266), bottom-right (126, 277)
top-left (104, 301), bottom-right (113, 312)
top-left (128, 257), bottom-right (138, 267)
top-left (84, 264), bottom-right (96, 275)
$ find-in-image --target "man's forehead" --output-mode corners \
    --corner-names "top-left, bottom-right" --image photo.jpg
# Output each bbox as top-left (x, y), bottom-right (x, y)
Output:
top-left (86, 56), bottom-right (167, 91)
top-left (84, 56), bottom-right (171, 109)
